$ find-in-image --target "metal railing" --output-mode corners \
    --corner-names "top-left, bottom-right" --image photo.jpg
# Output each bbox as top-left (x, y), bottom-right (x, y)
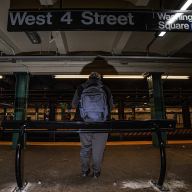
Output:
top-left (1, 119), bottom-right (176, 191)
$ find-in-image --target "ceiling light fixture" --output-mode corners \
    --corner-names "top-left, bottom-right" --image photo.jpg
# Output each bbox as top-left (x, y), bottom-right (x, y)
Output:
top-left (103, 75), bottom-right (143, 79)
top-left (158, 31), bottom-right (166, 37)
top-left (54, 75), bottom-right (190, 79)
top-left (162, 75), bottom-right (190, 79)
top-left (158, 0), bottom-right (192, 37)
top-left (25, 32), bottom-right (41, 44)
top-left (54, 75), bottom-right (144, 79)
top-left (54, 75), bottom-right (89, 79)
top-left (166, 13), bottom-right (184, 25)
top-left (39, 0), bottom-right (57, 5)
top-left (181, 0), bottom-right (192, 10)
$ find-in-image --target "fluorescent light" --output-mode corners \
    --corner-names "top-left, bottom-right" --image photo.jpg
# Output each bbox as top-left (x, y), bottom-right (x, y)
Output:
top-left (158, 31), bottom-right (166, 37)
top-left (39, 0), bottom-right (57, 5)
top-left (167, 0), bottom-right (192, 24)
top-left (159, 0), bottom-right (192, 37)
top-left (162, 75), bottom-right (190, 79)
top-left (103, 75), bottom-right (143, 79)
top-left (0, 75), bottom-right (3, 79)
top-left (54, 75), bottom-right (89, 78)
top-left (167, 13), bottom-right (184, 25)
top-left (181, 0), bottom-right (192, 10)
top-left (54, 75), bottom-right (144, 79)
top-left (54, 75), bottom-right (190, 80)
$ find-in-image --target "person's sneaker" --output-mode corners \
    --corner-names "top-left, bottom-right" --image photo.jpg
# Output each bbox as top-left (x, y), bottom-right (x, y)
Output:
top-left (92, 172), bottom-right (100, 179)
top-left (81, 169), bottom-right (90, 177)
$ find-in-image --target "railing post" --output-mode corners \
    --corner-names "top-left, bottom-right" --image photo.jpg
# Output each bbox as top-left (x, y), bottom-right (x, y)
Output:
top-left (151, 125), bottom-right (168, 191)
top-left (12, 72), bottom-right (30, 148)
top-left (156, 129), bottom-right (166, 186)
top-left (146, 73), bottom-right (167, 147)
top-left (15, 124), bottom-right (27, 190)
top-left (0, 119), bottom-right (175, 191)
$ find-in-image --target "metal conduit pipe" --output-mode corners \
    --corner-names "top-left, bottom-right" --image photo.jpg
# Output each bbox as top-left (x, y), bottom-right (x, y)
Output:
top-left (1, 55), bottom-right (192, 63)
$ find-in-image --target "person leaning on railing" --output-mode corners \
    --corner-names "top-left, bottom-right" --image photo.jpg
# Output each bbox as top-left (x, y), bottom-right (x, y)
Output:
top-left (72, 72), bottom-right (113, 178)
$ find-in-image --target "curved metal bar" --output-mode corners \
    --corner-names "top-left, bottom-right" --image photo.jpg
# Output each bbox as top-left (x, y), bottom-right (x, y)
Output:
top-left (3, 120), bottom-right (175, 190)
top-left (15, 125), bottom-right (25, 190)
top-left (1, 119), bottom-right (176, 132)
top-left (156, 130), bottom-right (166, 187)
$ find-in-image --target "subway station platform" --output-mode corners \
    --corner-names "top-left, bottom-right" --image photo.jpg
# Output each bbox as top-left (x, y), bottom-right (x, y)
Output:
top-left (0, 143), bottom-right (192, 192)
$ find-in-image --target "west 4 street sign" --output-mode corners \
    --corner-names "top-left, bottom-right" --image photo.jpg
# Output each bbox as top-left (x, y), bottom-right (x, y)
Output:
top-left (7, 9), bottom-right (192, 32)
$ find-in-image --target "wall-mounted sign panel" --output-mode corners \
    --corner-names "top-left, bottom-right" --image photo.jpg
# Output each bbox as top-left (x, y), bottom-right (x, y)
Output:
top-left (7, 9), bottom-right (192, 32)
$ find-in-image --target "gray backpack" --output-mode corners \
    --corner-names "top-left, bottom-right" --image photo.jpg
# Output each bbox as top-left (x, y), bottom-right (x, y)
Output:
top-left (79, 84), bottom-right (108, 122)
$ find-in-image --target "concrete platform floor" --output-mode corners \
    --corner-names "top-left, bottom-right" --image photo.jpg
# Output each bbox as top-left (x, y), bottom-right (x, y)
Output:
top-left (0, 144), bottom-right (192, 192)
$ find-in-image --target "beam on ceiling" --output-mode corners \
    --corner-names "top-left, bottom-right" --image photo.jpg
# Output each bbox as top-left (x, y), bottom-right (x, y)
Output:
top-left (0, 0), bottom-right (20, 55)
top-left (39, 0), bottom-right (57, 5)
top-left (111, 0), bottom-right (150, 54)
top-left (153, 33), bottom-right (192, 56)
top-left (0, 61), bottom-right (191, 75)
top-left (52, 31), bottom-right (68, 54)
top-left (135, 0), bottom-right (150, 6)
top-left (0, 56), bottom-right (192, 75)
top-left (124, 0), bottom-right (150, 6)
top-left (1, 55), bottom-right (192, 63)
top-left (111, 32), bottom-right (132, 54)
top-left (0, 35), bottom-right (15, 55)
top-left (39, 0), bottom-right (68, 54)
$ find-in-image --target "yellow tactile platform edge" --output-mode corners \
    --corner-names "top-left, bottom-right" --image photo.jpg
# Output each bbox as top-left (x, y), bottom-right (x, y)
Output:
top-left (0, 140), bottom-right (192, 146)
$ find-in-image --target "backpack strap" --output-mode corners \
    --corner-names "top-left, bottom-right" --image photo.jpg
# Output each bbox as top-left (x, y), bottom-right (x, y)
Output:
top-left (77, 85), bottom-right (84, 98)
top-left (73, 85), bottom-right (84, 121)
top-left (102, 85), bottom-right (111, 120)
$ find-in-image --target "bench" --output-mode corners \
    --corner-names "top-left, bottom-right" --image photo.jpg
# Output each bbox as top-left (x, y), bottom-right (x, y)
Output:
top-left (1, 119), bottom-right (176, 192)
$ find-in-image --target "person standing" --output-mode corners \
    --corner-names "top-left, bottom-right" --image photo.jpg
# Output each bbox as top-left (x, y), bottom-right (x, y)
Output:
top-left (72, 72), bottom-right (113, 178)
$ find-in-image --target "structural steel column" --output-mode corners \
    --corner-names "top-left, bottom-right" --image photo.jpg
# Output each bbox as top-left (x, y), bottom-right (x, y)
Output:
top-left (49, 98), bottom-right (56, 121)
top-left (147, 73), bottom-right (166, 146)
top-left (118, 99), bottom-right (125, 140)
top-left (182, 101), bottom-right (191, 128)
top-left (3, 107), bottom-right (7, 120)
top-left (12, 72), bottom-right (30, 148)
top-left (35, 105), bottom-right (39, 120)
top-left (118, 99), bottom-right (125, 120)
top-left (60, 102), bottom-right (68, 121)
top-left (131, 107), bottom-right (136, 120)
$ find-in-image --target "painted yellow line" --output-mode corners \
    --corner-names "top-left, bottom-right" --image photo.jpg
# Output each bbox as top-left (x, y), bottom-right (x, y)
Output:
top-left (27, 142), bottom-right (81, 146)
top-left (0, 141), bottom-right (12, 145)
top-left (26, 141), bottom-right (152, 146)
top-left (168, 140), bottom-right (192, 144)
top-left (1, 140), bottom-right (192, 146)
top-left (107, 141), bottom-right (152, 145)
